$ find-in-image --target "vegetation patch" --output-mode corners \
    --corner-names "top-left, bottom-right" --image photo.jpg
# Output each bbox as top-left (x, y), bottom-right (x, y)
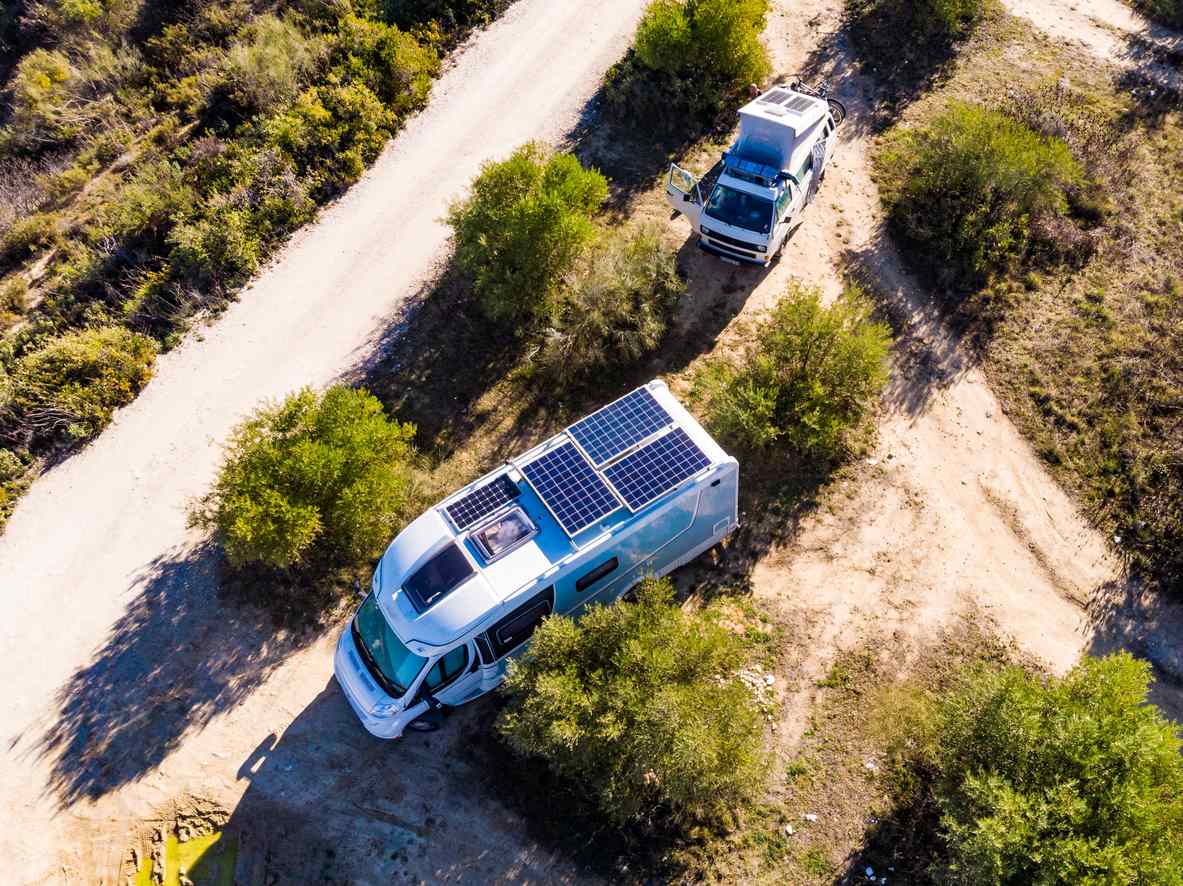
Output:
top-left (602, 0), bottom-right (771, 142)
top-left (692, 280), bottom-right (891, 466)
top-left (0, 0), bottom-right (513, 531)
top-left (846, 0), bottom-right (995, 108)
top-left (192, 385), bottom-right (424, 620)
top-left (1125, 0), bottom-right (1183, 27)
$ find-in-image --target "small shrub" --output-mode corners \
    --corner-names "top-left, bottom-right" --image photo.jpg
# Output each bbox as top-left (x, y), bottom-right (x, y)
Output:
top-left (0, 276), bottom-right (29, 330)
top-left (447, 143), bottom-right (608, 324)
top-left (694, 281), bottom-right (890, 461)
top-left (334, 14), bottom-right (439, 114)
top-left (537, 226), bottom-right (684, 382)
top-left (95, 159), bottom-right (196, 241)
top-left (9, 326), bottom-right (158, 443)
top-left (384, 0), bottom-right (511, 35)
top-left (195, 385), bottom-right (421, 571)
top-left (224, 14), bottom-right (321, 114)
top-left (878, 101), bottom-right (1085, 290)
top-left (0, 448), bottom-right (23, 483)
top-left (0, 212), bottom-right (60, 271)
top-left (263, 81), bottom-right (395, 193)
top-left (607, 0), bottom-right (770, 136)
top-left (497, 576), bottom-right (767, 826)
top-left (910, 654), bottom-right (1183, 882)
top-left (4, 49), bottom-right (81, 147)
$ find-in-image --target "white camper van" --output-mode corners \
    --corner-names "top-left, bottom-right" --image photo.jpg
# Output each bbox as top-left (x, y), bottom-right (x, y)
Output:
top-left (666, 82), bottom-right (846, 266)
top-left (334, 380), bottom-right (739, 739)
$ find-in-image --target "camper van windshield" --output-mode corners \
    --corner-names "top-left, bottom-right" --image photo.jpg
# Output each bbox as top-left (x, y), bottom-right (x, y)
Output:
top-left (704, 185), bottom-right (773, 234)
top-left (354, 595), bottom-right (426, 696)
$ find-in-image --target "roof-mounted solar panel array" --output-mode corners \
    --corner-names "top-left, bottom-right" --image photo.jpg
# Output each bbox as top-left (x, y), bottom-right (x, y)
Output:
top-left (604, 428), bottom-right (711, 511)
top-left (568, 387), bottom-right (673, 467)
top-left (520, 441), bottom-right (620, 536)
top-left (445, 474), bottom-right (520, 530)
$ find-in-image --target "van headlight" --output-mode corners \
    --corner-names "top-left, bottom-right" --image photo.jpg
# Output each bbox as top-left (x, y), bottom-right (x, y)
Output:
top-left (373, 700), bottom-right (402, 717)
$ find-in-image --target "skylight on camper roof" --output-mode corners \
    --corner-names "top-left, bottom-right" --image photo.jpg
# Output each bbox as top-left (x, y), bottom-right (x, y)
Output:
top-left (402, 543), bottom-right (475, 613)
top-left (568, 387), bottom-right (673, 467)
top-left (520, 441), bottom-right (620, 537)
top-left (603, 428), bottom-right (711, 511)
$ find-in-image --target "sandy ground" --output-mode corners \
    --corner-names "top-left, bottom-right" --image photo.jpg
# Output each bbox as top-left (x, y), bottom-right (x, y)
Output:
top-left (0, 0), bottom-right (650, 881)
top-left (1, 0), bottom-right (1181, 882)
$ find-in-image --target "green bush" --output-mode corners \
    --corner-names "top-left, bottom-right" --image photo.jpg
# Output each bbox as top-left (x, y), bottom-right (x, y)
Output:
top-left (447, 143), bottom-right (608, 324)
top-left (224, 14), bottom-right (321, 114)
top-left (914, 654), bottom-right (1183, 882)
top-left (9, 326), bottom-right (158, 443)
top-left (334, 14), bottom-right (439, 114)
top-left (384, 0), bottom-right (511, 34)
top-left (879, 101), bottom-right (1085, 290)
top-left (537, 226), bottom-right (684, 383)
top-left (497, 577), bottom-right (767, 826)
top-left (196, 385), bottom-right (421, 571)
top-left (0, 448), bottom-right (23, 483)
top-left (94, 159), bottom-right (195, 241)
top-left (0, 213), bottom-right (60, 271)
top-left (694, 281), bottom-right (890, 461)
top-left (3, 49), bottom-right (81, 147)
top-left (263, 81), bottom-right (395, 193)
top-left (606, 0), bottom-right (770, 135)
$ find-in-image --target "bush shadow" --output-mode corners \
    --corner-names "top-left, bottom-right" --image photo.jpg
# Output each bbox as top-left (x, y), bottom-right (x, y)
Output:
top-left (220, 681), bottom-right (590, 882)
top-left (36, 541), bottom-right (313, 805)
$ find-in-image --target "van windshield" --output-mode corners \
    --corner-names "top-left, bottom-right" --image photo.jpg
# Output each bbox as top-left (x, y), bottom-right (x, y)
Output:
top-left (353, 595), bottom-right (425, 697)
top-left (704, 184), bottom-right (773, 234)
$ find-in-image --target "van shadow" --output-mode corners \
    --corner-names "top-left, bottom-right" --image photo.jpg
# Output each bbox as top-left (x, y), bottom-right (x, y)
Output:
top-left (36, 542), bottom-right (312, 806)
top-left (220, 682), bottom-right (584, 883)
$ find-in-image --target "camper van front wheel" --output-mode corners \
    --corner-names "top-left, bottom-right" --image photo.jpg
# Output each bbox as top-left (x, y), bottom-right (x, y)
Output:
top-left (407, 709), bottom-right (445, 732)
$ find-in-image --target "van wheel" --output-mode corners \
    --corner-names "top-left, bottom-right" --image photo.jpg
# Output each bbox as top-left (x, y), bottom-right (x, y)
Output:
top-left (406, 716), bottom-right (441, 733)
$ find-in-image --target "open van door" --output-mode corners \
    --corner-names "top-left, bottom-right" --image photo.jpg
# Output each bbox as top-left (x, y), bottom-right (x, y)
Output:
top-left (666, 163), bottom-right (703, 228)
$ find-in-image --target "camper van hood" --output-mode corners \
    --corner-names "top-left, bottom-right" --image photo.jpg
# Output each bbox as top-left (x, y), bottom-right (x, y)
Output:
top-left (374, 509), bottom-right (498, 654)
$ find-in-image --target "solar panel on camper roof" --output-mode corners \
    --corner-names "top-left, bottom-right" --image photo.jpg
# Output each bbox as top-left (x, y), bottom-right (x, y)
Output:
top-left (603, 428), bottom-right (711, 511)
top-left (445, 474), bottom-right (520, 530)
top-left (784, 95), bottom-right (815, 114)
top-left (567, 387), bottom-right (673, 467)
top-left (759, 88), bottom-right (793, 105)
top-left (521, 441), bottom-right (620, 536)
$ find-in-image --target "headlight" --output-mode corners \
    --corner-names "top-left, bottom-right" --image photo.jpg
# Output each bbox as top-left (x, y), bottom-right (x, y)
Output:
top-left (373, 700), bottom-right (402, 717)
top-left (755, 243), bottom-right (767, 253)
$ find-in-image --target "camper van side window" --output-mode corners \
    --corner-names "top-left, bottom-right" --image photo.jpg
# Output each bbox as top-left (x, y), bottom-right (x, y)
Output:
top-left (489, 587), bottom-right (554, 659)
top-left (575, 557), bottom-right (619, 593)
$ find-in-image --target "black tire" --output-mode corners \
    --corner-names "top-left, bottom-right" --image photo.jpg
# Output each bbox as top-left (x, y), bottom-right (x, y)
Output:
top-left (828, 98), bottom-right (847, 126)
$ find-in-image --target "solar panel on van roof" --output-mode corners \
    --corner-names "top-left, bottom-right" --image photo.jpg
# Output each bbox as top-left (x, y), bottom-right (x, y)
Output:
top-left (445, 474), bottom-right (520, 530)
top-left (520, 441), bottom-right (620, 536)
top-left (603, 428), bottom-right (711, 511)
top-left (567, 387), bottom-right (673, 467)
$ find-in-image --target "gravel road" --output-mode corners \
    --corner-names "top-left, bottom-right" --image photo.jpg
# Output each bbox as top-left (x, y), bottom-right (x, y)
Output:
top-left (0, 1), bottom-right (647, 881)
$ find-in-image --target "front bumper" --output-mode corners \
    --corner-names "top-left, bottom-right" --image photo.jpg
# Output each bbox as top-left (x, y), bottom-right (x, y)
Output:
top-left (698, 237), bottom-right (769, 267)
top-left (333, 627), bottom-right (408, 740)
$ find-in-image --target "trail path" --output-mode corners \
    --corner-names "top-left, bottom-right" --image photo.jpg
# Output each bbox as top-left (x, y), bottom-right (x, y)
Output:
top-left (670, 0), bottom-right (1183, 754)
top-left (0, 1), bottom-right (649, 881)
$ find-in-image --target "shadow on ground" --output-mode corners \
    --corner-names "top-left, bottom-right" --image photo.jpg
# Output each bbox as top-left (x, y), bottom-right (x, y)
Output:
top-left (37, 542), bottom-right (312, 805)
top-left (220, 682), bottom-right (585, 883)
top-left (1086, 577), bottom-right (1183, 722)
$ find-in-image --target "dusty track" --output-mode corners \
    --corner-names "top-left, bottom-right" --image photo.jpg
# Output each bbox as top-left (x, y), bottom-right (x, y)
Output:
top-left (0, 1), bottom-right (649, 881)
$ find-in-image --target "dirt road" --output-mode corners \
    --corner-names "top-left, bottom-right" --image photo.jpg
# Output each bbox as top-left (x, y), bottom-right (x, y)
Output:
top-left (0, 1), bottom-right (649, 881)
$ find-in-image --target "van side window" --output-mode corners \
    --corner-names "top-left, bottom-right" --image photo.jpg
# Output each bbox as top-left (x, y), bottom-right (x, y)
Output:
top-left (488, 587), bottom-right (554, 659)
top-left (576, 557), bottom-right (619, 593)
top-left (422, 644), bottom-right (469, 692)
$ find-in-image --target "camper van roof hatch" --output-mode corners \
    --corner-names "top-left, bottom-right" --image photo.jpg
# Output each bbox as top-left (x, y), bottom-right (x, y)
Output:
top-left (471, 506), bottom-right (536, 562)
top-left (402, 542), bottom-right (475, 613)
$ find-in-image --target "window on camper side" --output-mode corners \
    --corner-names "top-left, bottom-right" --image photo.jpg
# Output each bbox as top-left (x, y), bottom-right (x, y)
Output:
top-left (487, 587), bottom-right (554, 659)
top-left (421, 643), bottom-right (470, 693)
top-left (575, 557), bottom-right (619, 593)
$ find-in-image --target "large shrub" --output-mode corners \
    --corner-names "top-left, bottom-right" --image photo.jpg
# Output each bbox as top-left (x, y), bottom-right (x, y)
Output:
top-left (196, 385), bottom-right (420, 571)
top-left (606, 0), bottom-right (770, 136)
top-left (1129, 0), bottom-right (1183, 27)
top-left (913, 654), bottom-right (1183, 882)
top-left (537, 225), bottom-right (684, 383)
top-left (8, 326), bottom-right (158, 443)
top-left (497, 577), bottom-right (767, 826)
top-left (334, 14), bottom-right (439, 113)
top-left (447, 143), bottom-right (608, 324)
top-left (694, 281), bottom-right (890, 461)
top-left (879, 102), bottom-right (1085, 290)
